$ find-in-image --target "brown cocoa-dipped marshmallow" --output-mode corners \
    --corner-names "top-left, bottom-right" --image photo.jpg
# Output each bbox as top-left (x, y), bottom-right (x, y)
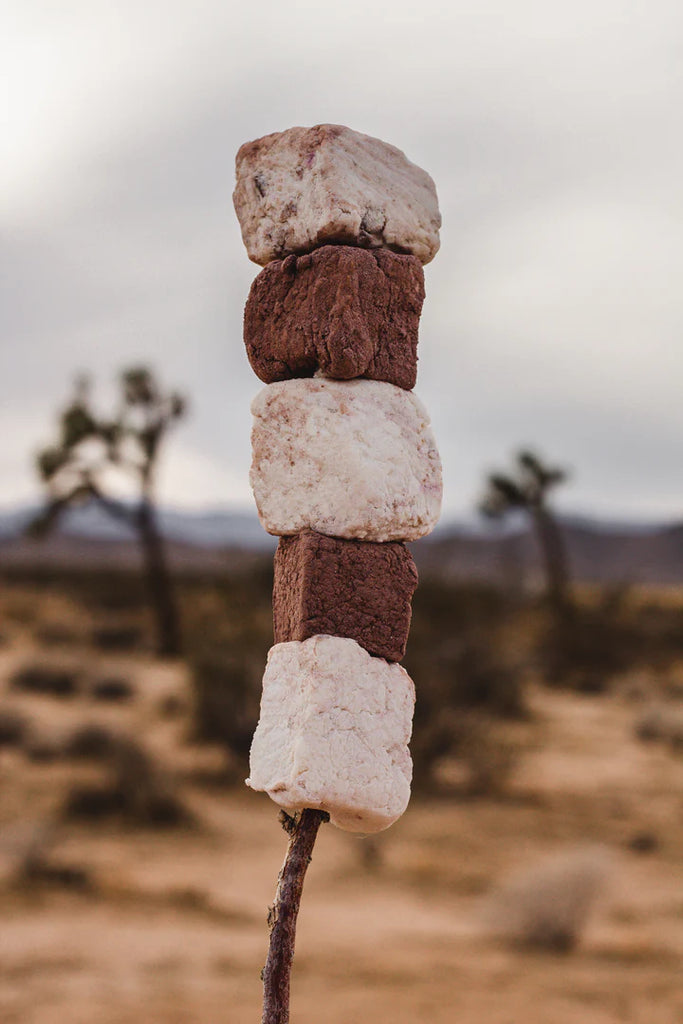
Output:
top-left (244, 246), bottom-right (424, 390)
top-left (273, 530), bottom-right (418, 663)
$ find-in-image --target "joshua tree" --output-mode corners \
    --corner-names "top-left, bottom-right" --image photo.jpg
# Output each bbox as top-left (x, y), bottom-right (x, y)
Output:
top-left (32, 367), bottom-right (186, 656)
top-left (480, 449), bottom-right (572, 613)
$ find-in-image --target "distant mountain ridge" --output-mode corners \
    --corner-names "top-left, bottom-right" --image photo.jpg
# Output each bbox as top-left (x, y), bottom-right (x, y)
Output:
top-left (0, 502), bottom-right (275, 550)
top-left (420, 517), bottom-right (683, 586)
top-left (1, 502), bottom-right (682, 584)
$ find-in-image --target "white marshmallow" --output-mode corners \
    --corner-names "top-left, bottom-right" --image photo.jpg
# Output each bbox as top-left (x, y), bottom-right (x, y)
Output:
top-left (233, 124), bottom-right (441, 266)
top-left (250, 378), bottom-right (442, 542)
top-left (246, 636), bottom-right (415, 833)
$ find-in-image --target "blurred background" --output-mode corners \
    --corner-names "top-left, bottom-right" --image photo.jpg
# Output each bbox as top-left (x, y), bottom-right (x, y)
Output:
top-left (1, 2), bottom-right (682, 1022)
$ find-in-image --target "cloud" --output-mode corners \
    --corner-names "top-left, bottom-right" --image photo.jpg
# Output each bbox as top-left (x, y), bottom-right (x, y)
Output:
top-left (2, 0), bottom-right (682, 520)
top-left (0, 404), bottom-right (52, 506)
top-left (156, 439), bottom-right (252, 509)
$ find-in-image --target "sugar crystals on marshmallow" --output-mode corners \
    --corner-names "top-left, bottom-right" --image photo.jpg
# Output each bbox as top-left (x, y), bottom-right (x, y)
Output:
top-left (250, 377), bottom-right (442, 543)
top-left (246, 636), bottom-right (415, 834)
top-left (233, 124), bottom-right (441, 266)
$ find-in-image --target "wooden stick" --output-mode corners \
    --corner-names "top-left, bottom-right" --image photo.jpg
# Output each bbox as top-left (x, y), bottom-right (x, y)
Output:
top-left (261, 808), bottom-right (328, 1024)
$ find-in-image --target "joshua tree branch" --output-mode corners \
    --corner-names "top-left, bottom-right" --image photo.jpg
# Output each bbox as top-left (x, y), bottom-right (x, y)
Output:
top-left (93, 493), bottom-right (138, 527)
top-left (261, 809), bottom-right (328, 1024)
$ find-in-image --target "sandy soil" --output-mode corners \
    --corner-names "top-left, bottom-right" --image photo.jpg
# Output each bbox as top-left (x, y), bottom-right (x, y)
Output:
top-left (1, 632), bottom-right (682, 1023)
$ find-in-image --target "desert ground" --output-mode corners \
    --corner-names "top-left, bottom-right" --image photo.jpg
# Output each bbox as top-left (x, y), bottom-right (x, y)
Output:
top-left (0, 573), bottom-right (682, 1024)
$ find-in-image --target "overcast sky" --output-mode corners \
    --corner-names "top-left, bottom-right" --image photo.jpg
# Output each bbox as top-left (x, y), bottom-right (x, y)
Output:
top-left (2, 0), bottom-right (682, 523)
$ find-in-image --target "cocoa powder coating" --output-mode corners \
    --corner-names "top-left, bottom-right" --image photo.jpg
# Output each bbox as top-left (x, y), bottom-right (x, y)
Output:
top-left (273, 530), bottom-right (418, 662)
top-left (244, 245), bottom-right (424, 390)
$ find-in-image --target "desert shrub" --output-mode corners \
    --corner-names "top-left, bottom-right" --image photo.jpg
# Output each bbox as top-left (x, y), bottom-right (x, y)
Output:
top-left (537, 599), bottom-right (637, 692)
top-left (34, 567), bottom-right (148, 614)
top-left (664, 677), bottom-right (683, 700)
top-left (63, 732), bottom-right (190, 828)
top-left (456, 714), bottom-right (519, 796)
top-left (627, 831), bottom-right (659, 854)
top-left (20, 861), bottom-right (93, 890)
top-left (190, 646), bottom-right (263, 762)
top-left (410, 577), bottom-right (510, 640)
top-left (184, 567), bottom-right (272, 772)
top-left (670, 722), bottom-right (683, 751)
top-left (634, 705), bottom-right (668, 743)
top-left (483, 846), bottom-right (611, 952)
top-left (634, 704), bottom-right (683, 751)
top-left (6, 819), bottom-right (91, 892)
top-left (23, 731), bottom-right (66, 763)
top-left (407, 637), bottom-right (524, 792)
top-left (110, 736), bottom-right (187, 825)
top-left (64, 786), bottom-right (128, 819)
top-left (633, 599), bottom-right (683, 664)
top-left (64, 722), bottom-right (119, 760)
top-left (410, 703), bottom-right (520, 796)
top-left (34, 622), bottom-right (81, 647)
top-left (3, 819), bottom-right (56, 881)
top-left (0, 707), bottom-right (28, 747)
top-left (80, 573), bottom-right (147, 612)
top-left (10, 662), bottom-right (79, 698)
top-left (158, 693), bottom-right (185, 718)
top-left (90, 623), bottom-right (145, 652)
top-left (538, 587), bottom-right (683, 691)
top-left (89, 675), bottom-right (135, 703)
top-left (380, 577), bottom-right (527, 793)
top-left (3, 593), bottom-right (39, 626)
top-left (406, 578), bottom-right (524, 716)
top-left (64, 784), bottom-right (185, 827)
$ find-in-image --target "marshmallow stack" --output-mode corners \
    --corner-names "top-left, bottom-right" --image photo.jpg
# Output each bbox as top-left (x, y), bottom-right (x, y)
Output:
top-left (233, 124), bottom-right (442, 833)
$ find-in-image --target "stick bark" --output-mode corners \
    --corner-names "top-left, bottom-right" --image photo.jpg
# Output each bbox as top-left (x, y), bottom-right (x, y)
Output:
top-left (261, 808), bottom-right (328, 1024)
